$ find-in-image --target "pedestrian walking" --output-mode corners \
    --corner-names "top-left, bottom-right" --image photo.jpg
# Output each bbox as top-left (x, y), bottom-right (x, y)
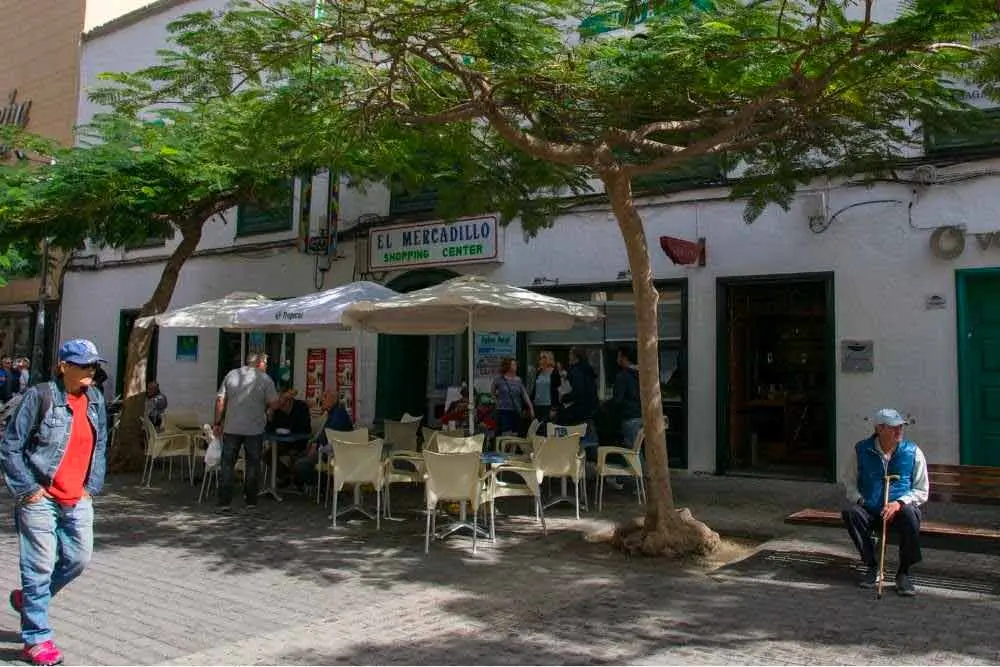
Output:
top-left (0, 339), bottom-right (109, 665)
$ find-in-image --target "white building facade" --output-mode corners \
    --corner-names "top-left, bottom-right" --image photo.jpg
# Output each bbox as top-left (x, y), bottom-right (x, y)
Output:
top-left (61, 0), bottom-right (1000, 480)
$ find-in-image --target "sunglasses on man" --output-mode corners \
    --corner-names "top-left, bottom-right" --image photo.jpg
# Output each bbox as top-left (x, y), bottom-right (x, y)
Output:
top-left (66, 362), bottom-right (100, 371)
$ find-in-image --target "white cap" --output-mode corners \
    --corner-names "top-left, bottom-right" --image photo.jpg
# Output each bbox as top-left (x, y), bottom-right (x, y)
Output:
top-left (874, 408), bottom-right (907, 427)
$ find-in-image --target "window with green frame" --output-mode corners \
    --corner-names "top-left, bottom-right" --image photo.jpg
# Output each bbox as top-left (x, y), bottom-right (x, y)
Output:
top-left (632, 153), bottom-right (727, 193)
top-left (124, 227), bottom-right (175, 250)
top-left (237, 180), bottom-right (294, 237)
top-left (389, 178), bottom-right (439, 217)
top-left (924, 107), bottom-right (1000, 157)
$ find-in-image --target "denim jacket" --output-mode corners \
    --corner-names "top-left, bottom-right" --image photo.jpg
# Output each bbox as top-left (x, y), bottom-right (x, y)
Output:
top-left (0, 379), bottom-right (108, 501)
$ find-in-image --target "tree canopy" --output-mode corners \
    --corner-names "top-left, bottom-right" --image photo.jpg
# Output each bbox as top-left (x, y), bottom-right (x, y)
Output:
top-left (98, 0), bottom-right (1000, 222)
top-left (7, 0), bottom-right (1000, 552)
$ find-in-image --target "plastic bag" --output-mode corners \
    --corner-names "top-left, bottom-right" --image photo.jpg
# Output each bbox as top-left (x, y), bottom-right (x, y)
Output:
top-left (204, 435), bottom-right (222, 468)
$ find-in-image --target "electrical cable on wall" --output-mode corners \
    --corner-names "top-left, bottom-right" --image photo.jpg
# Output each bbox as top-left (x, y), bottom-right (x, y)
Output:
top-left (809, 199), bottom-right (904, 234)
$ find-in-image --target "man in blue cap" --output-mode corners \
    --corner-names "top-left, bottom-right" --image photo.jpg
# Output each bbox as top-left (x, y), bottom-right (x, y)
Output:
top-left (840, 408), bottom-right (929, 596)
top-left (0, 339), bottom-right (108, 665)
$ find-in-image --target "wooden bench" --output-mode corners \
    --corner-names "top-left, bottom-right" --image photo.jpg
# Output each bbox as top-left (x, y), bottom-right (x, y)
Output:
top-left (928, 463), bottom-right (1000, 505)
top-left (785, 463), bottom-right (1000, 554)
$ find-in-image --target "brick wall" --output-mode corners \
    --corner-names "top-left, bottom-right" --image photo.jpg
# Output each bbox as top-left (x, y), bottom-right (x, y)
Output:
top-left (0, 0), bottom-right (84, 145)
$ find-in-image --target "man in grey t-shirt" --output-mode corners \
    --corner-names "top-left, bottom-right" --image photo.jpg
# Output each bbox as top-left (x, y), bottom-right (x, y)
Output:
top-left (213, 353), bottom-right (285, 510)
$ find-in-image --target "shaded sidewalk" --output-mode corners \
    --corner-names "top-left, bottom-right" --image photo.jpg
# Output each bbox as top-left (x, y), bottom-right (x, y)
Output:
top-left (0, 472), bottom-right (997, 665)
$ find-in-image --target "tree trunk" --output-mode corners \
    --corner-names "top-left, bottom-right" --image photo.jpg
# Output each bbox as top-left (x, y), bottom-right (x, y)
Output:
top-left (602, 169), bottom-right (720, 558)
top-left (109, 222), bottom-right (204, 473)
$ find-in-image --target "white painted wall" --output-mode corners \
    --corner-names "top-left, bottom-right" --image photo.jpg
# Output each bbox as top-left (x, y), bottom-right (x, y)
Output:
top-left (60, 239), bottom-right (365, 426)
top-left (62, 162), bottom-right (1000, 473)
top-left (66, 0), bottom-right (999, 474)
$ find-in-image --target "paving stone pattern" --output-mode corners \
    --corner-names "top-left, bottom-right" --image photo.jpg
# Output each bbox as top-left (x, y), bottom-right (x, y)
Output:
top-left (0, 473), bottom-right (998, 665)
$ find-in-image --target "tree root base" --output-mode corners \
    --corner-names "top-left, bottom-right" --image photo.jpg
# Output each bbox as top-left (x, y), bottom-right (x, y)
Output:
top-left (611, 508), bottom-right (721, 558)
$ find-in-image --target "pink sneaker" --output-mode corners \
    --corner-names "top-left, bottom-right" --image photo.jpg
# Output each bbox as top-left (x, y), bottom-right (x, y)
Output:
top-left (21, 640), bottom-right (63, 666)
top-left (9, 589), bottom-right (23, 612)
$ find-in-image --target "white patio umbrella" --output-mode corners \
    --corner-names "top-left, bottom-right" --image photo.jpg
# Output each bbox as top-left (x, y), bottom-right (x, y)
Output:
top-left (342, 275), bottom-right (603, 434)
top-left (136, 291), bottom-right (274, 361)
top-left (231, 281), bottom-right (398, 330)
top-left (231, 281), bottom-right (400, 420)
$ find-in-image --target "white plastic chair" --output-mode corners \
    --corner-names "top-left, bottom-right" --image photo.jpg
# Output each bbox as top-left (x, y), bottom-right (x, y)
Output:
top-left (496, 419), bottom-right (541, 455)
top-left (141, 416), bottom-right (193, 487)
top-left (383, 419), bottom-right (425, 517)
top-left (596, 429), bottom-right (647, 511)
top-left (321, 427), bottom-right (377, 507)
top-left (532, 434), bottom-right (586, 519)
top-left (329, 439), bottom-right (387, 529)
top-left (488, 458), bottom-right (546, 539)
top-left (432, 433), bottom-right (485, 454)
top-left (423, 451), bottom-right (490, 554)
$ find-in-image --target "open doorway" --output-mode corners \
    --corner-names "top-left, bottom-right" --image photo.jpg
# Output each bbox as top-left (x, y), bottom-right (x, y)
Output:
top-left (717, 275), bottom-right (835, 481)
top-left (375, 268), bottom-right (459, 425)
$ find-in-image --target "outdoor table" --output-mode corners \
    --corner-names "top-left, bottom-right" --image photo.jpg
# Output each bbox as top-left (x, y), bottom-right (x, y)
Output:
top-left (260, 431), bottom-right (312, 502)
top-left (434, 451), bottom-right (518, 541)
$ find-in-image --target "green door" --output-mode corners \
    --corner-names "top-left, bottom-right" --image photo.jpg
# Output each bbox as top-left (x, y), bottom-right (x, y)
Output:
top-left (375, 334), bottom-right (429, 424)
top-left (116, 309), bottom-right (158, 399)
top-left (959, 273), bottom-right (1000, 466)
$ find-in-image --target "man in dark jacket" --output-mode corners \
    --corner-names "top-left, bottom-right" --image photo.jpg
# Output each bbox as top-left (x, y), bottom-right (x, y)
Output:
top-left (294, 390), bottom-right (354, 488)
top-left (612, 346), bottom-right (643, 447)
top-left (560, 347), bottom-right (599, 446)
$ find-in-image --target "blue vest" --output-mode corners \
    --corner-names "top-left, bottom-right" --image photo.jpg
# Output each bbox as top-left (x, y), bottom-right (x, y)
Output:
top-left (855, 437), bottom-right (917, 512)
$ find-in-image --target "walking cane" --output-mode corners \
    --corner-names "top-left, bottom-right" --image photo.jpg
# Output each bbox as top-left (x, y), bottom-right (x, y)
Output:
top-left (876, 473), bottom-right (901, 600)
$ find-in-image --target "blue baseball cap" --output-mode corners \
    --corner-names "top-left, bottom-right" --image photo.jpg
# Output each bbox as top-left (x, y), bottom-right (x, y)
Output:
top-left (58, 339), bottom-right (107, 366)
top-left (874, 408), bottom-right (908, 427)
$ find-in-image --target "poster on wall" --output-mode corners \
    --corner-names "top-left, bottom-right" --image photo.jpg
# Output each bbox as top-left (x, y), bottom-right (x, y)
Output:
top-left (305, 348), bottom-right (327, 410)
top-left (175, 335), bottom-right (199, 362)
top-left (335, 347), bottom-right (356, 420)
top-left (474, 332), bottom-right (515, 393)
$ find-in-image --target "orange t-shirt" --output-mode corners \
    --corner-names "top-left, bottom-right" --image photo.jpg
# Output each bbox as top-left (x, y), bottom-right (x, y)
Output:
top-left (47, 392), bottom-right (94, 505)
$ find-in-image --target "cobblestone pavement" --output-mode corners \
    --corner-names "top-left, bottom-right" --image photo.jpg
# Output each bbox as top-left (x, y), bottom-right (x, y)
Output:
top-left (0, 472), bottom-right (998, 665)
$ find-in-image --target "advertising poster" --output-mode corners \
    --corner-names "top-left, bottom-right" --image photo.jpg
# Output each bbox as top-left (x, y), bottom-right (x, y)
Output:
top-left (474, 332), bottom-right (515, 393)
top-left (175, 335), bottom-right (199, 362)
top-left (335, 347), bottom-right (356, 420)
top-left (305, 348), bottom-right (327, 409)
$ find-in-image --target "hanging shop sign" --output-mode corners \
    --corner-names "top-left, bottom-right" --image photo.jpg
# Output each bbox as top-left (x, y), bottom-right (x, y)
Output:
top-left (369, 215), bottom-right (502, 271)
top-left (0, 90), bottom-right (31, 158)
top-left (0, 90), bottom-right (31, 129)
top-left (929, 226), bottom-right (1000, 260)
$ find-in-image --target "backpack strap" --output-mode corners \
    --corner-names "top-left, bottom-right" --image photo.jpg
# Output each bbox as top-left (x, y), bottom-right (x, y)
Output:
top-left (32, 381), bottom-right (54, 435)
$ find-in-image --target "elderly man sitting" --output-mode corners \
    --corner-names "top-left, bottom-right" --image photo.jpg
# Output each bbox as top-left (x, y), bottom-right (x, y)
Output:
top-left (840, 408), bottom-right (929, 596)
top-left (294, 390), bottom-right (353, 490)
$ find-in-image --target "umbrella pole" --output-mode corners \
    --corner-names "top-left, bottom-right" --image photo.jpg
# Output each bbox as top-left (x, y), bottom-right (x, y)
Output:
top-left (467, 311), bottom-right (475, 436)
top-left (240, 332), bottom-right (245, 363)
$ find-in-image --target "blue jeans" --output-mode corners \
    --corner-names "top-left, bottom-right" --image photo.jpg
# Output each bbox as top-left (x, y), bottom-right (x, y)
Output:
top-left (15, 496), bottom-right (94, 645)
top-left (219, 433), bottom-right (263, 506)
top-left (621, 417), bottom-right (644, 449)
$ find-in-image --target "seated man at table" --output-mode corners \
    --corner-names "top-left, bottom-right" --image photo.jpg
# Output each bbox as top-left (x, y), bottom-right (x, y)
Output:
top-left (294, 390), bottom-right (354, 490)
top-left (267, 389), bottom-right (313, 486)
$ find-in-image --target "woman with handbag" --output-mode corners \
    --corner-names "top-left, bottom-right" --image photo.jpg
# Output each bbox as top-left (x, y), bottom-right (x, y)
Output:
top-left (491, 358), bottom-right (534, 436)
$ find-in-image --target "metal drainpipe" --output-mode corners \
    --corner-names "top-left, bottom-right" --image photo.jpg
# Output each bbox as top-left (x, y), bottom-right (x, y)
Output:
top-left (29, 237), bottom-right (49, 384)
